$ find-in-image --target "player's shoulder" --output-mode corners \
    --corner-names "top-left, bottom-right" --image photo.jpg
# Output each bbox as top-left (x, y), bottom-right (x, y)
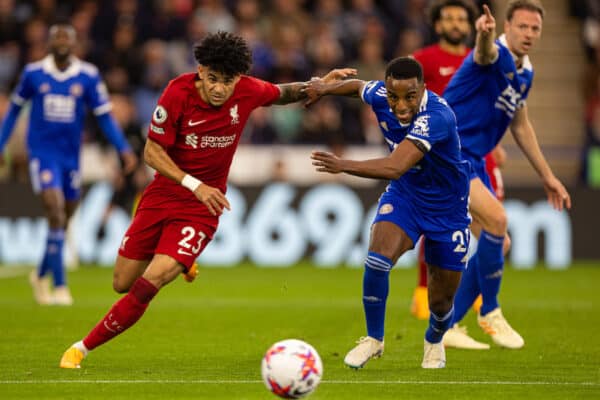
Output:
top-left (413, 44), bottom-right (440, 61)
top-left (235, 75), bottom-right (276, 92)
top-left (361, 80), bottom-right (386, 102)
top-left (78, 60), bottom-right (100, 77)
top-left (423, 91), bottom-right (455, 122)
top-left (164, 72), bottom-right (197, 94)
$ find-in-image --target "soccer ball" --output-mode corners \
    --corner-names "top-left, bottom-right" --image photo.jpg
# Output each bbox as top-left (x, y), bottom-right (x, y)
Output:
top-left (261, 339), bottom-right (323, 399)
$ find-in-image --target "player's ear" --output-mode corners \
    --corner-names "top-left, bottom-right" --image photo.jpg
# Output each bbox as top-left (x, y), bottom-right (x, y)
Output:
top-left (197, 65), bottom-right (205, 79)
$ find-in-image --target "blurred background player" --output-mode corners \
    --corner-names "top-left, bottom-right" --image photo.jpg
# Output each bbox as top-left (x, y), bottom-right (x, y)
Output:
top-left (0, 22), bottom-right (137, 306)
top-left (442, 1), bottom-right (571, 349)
top-left (307, 57), bottom-right (471, 369)
top-left (59, 31), bottom-right (354, 369)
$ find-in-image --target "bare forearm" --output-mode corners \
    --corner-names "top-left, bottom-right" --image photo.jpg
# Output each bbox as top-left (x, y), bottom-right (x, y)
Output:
top-left (512, 123), bottom-right (554, 182)
top-left (341, 158), bottom-right (407, 180)
top-left (143, 138), bottom-right (186, 183)
top-left (474, 31), bottom-right (497, 65)
top-left (274, 82), bottom-right (307, 105)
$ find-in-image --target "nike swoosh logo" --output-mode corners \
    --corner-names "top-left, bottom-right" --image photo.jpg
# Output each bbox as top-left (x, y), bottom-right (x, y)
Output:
top-left (178, 249), bottom-right (193, 256)
top-left (188, 119), bottom-right (206, 126)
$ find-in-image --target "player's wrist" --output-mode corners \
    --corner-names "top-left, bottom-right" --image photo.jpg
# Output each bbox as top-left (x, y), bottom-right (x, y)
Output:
top-left (181, 174), bottom-right (202, 192)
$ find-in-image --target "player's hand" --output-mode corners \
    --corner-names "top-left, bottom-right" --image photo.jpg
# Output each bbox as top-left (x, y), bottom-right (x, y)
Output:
top-left (543, 175), bottom-right (571, 211)
top-left (194, 184), bottom-right (231, 216)
top-left (476, 4), bottom-right (495, 34)
top-left (320, 68), bottom-right (357, 83)
top-left (302, 68), bottom-right (357, 108)
top-left (121, 151), bottom-right (138, 175)
top-left (311, 150), bottom-right (345, 174)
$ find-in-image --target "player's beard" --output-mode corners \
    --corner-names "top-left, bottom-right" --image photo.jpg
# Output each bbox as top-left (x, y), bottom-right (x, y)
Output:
top-left (440, 30), bottom-right (468, 46)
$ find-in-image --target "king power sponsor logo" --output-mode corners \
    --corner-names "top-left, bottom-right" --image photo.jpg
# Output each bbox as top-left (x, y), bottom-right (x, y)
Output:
top-left (0, 183), bottom-right (572, 268)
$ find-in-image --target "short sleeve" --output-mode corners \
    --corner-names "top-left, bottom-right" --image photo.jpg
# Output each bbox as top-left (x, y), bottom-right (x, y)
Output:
top-left (247, 77), bottom-right (281, 107)
top-left (84, 73), bottom-right (112, 116)
top-left (147, 80), bottom-right (181, 148)
top-left (360, 80), bottom-right (386, 107)
top-left (11, 70), bottom-right (35, 106)
top-left (405, 111), bottom-right (451, 152)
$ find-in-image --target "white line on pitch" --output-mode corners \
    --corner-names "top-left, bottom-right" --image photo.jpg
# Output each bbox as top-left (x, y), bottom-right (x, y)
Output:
top-left (0, 380), bottom-right (597, 386)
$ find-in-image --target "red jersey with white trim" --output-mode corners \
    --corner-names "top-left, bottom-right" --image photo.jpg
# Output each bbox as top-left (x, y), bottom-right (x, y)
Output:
top-left (413, 44), bottom-right (470, 96)
top-left (143, 73), bottom-right (280, 208)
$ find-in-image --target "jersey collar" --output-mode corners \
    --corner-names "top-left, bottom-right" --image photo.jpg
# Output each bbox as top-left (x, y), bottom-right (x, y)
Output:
top-left (42, 55), bottom-right (82, 81)
top-left (498, 34), bottom-right (532, 72)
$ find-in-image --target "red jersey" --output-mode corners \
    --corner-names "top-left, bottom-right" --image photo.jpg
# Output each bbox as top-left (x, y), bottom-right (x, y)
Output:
top-left (412, 44), bottom-right (470, 96)
top-left (143, 73), bottom-right (280, 206)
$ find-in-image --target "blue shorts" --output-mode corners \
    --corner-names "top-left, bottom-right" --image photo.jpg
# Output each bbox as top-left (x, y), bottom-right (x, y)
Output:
top-left (373, 189), bottom-right (470, 271)
top-left (29, 156), bottom-right (81, 201)
top-left (462, 153), bottom-right (495, 196)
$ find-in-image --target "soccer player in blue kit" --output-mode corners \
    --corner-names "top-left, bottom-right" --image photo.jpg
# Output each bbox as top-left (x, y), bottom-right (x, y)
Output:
top-left (442, 1), bottom-right (571, 349)
top-left (308, 57), bottom-right (471, 369)
top-left (0, 23), bottom-right (137, 305)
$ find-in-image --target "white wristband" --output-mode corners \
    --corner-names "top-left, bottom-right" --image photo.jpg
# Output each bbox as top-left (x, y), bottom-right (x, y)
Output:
top-left (181, 174), bottom-right (202, 192)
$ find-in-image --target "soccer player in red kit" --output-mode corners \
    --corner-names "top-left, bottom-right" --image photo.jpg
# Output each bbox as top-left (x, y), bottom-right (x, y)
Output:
top-left (59, 31), bottom-right (354, 368)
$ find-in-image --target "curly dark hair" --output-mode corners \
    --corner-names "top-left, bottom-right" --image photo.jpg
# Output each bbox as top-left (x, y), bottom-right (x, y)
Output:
top-left (385, 57), bottom-right (423, 83)
top-left (428, 0), bottom-right (478, 27)
top-left (193, 31), bottom-right (252, 77)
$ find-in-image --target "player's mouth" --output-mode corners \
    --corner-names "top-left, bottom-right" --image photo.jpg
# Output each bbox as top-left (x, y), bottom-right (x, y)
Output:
top-left (395, 111), bottom-right (412, 124)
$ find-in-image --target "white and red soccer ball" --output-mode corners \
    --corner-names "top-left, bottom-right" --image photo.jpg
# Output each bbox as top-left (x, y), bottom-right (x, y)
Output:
top-left (261, 339), bottom-right (323, 399)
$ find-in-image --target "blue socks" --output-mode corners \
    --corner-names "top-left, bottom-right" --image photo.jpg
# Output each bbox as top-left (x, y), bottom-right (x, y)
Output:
top-left (45, 229), bottom-right (66, 287)
top-left (362, 252), bottom-right (392, 341)
top-left (426, 306), bottom-right (454, 343)
top-left (477, 231), bottom-right (504, 316)
top-left (451, 254), bottom-right (481, 324)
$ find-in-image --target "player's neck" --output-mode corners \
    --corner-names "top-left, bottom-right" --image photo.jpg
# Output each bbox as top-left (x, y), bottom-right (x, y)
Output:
top-left (438, 40), bottom-right (467, 56)
top-left (52, 55), bottom-right (71, 71)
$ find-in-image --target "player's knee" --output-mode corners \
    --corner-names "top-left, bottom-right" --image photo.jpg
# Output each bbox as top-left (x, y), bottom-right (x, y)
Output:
top-left (112, 276), bottom-right (132, 294)
top-left (46, 208), bottom-right (66, 228)
top-left (486, 209), bottom-right (507, 234)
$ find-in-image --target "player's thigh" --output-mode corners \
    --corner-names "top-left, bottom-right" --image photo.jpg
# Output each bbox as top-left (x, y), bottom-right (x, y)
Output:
top-left (142, 254), bottom-right (186, 290)
top-left (469, 177), bottom-right (507, 236)
top-left (113, 255), bottom-right (150, 293)
top-left (369, 221), bottom-right (414, 263)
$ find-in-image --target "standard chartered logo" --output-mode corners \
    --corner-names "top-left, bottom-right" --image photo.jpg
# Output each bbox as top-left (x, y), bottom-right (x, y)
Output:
top-left (0, 183), bottom-right (572, 268)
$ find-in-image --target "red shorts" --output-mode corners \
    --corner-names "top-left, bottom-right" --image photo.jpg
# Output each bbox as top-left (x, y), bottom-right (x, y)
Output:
top-left (118, 202), bottom-right (218, 270)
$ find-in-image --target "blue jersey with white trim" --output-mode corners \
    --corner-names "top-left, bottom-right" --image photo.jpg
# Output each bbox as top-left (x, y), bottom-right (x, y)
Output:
top-left (443, 35), bottom-right (534, 158)
top-left (9, 55), bottom-right (112, 161)
top-left (361, 81), bottom-right (470, 216)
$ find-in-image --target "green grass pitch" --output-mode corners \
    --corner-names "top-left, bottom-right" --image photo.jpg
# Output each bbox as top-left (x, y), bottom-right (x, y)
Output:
top-left (0, 263), bottom-right (598, 399)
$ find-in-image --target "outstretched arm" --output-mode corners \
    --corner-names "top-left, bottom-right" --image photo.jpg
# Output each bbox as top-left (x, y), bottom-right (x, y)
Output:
top-left (311, 139), bottom-right (425, 180)
top-left (143, 138), bottom-right (230, 215)
top-left (275, 68), bottom-right (357, 105)
top-left (473, 4), bottom-right (498, 65)
top-left (510, 105), bottom-right (571, 210)
top-left (274, 82), bottom-right (309, 105)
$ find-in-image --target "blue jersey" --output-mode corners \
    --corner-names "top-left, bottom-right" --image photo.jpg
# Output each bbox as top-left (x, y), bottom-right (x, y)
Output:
top-left (0, 55), bottom-right (129, 164)
top-left (443, 35), bottom-right (534, 158)
top-left (361, 81), bottom-right (471, 217)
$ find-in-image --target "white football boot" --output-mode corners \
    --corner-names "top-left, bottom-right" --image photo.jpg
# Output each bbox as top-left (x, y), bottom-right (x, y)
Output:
top-left (478, 308), bottom-right (524, 349)
top-left (421, 339), bottom-right (446, 369)
top-left (343, 336), bottom-right (384, 369)
top-left (443, 323), bottom-right (490, 350)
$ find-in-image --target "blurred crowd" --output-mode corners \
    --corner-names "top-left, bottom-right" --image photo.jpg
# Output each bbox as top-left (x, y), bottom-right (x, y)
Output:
top-left (0, 0), bottom-right (494, 156)
top-left (573, 0), bottom-right (600, 187)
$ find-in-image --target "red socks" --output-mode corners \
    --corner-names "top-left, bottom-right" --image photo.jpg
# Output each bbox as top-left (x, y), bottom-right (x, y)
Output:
top-left (417, 240), bottom-right (428, 287)
top-left (83, 277), bottom-right (158, 350)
